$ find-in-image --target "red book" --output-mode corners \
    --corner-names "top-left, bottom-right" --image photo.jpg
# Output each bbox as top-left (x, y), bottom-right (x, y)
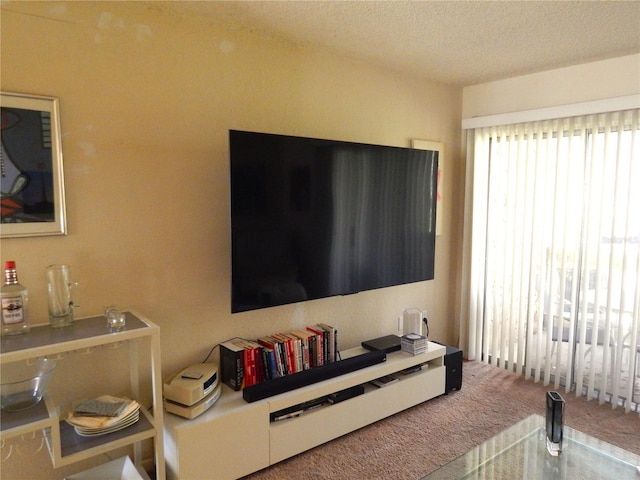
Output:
top-left (245, 340), bottom-right (266, 384)
top-left (231, 338), bottom-right (257, 386)
top-left (273, 333), bottom-right (297, 374)
top-left (283, 333), bottom-right (303, 373)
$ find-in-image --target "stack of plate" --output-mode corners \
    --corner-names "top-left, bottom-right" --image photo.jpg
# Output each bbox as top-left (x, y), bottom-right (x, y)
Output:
top-left (66, 395), bottom-right (140, 437)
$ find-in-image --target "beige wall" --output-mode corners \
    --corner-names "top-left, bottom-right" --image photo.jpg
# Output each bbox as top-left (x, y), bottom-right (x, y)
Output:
top-left (1, 3), bottom-right (462, 477)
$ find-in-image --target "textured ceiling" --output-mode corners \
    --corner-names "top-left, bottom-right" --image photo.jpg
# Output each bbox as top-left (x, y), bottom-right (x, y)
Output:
top-left (164, 0), bottom-right (640, 86)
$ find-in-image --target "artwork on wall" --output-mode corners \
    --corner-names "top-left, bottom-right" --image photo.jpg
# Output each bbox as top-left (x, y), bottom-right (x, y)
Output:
top-left (1, 92), bottom-right (66, 238)
top-left (412, 139), bottom-right (443, 236)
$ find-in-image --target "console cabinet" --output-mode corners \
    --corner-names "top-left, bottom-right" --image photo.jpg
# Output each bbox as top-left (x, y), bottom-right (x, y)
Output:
top-left (163, 342), bottom-right (446, 479)
top-left (0, 311), bottom-right (165, 480)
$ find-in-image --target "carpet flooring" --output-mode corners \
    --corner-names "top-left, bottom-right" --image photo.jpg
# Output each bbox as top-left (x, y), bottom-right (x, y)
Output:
top-left (243, 360), bottom-right (640, 480)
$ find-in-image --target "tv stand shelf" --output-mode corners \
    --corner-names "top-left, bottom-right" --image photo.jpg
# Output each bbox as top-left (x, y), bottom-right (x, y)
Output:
top-left (163, 342), bottom-right (446, 479)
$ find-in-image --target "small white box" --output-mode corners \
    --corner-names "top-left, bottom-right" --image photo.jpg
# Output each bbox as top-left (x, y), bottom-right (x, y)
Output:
top-left (65, 456), bottom-right (147, 480)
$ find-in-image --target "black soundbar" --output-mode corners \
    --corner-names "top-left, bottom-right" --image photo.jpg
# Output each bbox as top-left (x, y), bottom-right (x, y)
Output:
top-left (243, 350), bottom-right (387, 403)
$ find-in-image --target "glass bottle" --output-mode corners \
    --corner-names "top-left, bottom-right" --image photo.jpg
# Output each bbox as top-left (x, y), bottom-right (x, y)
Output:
top-left (1, 260), bottom-right (30, 336)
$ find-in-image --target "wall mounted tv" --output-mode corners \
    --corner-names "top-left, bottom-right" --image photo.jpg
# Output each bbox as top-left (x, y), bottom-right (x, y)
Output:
top-left (230, 130), bottom-right (438, 313)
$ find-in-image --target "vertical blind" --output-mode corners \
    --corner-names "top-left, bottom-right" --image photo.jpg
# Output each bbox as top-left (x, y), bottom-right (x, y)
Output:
top-left (465, 109), bottom-right (640, 413)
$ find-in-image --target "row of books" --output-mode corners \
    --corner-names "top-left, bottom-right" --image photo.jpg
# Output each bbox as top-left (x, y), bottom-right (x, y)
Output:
top-left (220, 324), bottom-right (338, 391)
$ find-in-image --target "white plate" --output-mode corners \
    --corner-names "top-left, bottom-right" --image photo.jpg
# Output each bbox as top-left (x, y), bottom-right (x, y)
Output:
top-left (73, 410), bottom-right (139, 433)
top-left (74, 411), bottom-right (139, 436)
top-left (73, 409), bottom-right (139, 433)
top-left (68, 404), bottom-right (140, 429)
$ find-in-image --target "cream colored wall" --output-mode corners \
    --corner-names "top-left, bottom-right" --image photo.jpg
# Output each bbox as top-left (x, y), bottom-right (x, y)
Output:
top-left (1, 3), bottom-right (462, 477)
top-left (462, 54), bottom-right (640, 118)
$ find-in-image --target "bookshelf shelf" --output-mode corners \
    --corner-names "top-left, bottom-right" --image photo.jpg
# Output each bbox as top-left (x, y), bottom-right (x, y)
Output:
top-left (163, 342), bottom-right (446, 479)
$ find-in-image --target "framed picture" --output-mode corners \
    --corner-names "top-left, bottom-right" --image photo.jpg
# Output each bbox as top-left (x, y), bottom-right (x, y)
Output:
top-left (412, 139), bottom-right (443, 236)
top-left (1, 92), bottom-right (67, 238)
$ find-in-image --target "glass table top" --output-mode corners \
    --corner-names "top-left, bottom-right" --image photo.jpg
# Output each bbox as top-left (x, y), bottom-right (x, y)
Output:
top-left (422, 414), bottom-right (640, 479)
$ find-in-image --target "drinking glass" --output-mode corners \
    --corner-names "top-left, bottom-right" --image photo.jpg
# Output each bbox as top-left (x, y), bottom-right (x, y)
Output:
top-left (46, 264), bottom-right (79, 328)
top-left (104, 305), bottom-right (126, 330)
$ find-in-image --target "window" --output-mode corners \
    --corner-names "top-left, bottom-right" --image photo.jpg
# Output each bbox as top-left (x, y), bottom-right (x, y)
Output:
top-left (464, 110), bottom-right (639, 412)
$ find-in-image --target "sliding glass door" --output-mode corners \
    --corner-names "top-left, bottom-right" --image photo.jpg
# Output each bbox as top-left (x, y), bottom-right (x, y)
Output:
top-left (466, 109), bottom-right (639, 412)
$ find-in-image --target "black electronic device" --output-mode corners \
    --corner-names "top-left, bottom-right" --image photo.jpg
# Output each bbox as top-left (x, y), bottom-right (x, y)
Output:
top-left (242, 350), bottom-right (386, 402)
top-left (546, 390), bottom-right (565, 454)
top-left (230, 130), bottom-right (439, 313)
top-left (327, 385), bottom-right (365, 404)
top-left (433, 342), bottom-right (463, 392)
top-left (361, 334), bottom-right (402, 353)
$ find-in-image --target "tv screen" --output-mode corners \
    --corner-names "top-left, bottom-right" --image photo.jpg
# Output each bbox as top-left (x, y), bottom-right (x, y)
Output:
top-left (230, 130), bottom-right (438, 313)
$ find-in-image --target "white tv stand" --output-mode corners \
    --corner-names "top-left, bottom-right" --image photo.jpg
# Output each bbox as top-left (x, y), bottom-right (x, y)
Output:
top-left (163, 342), bottom-right (445, 479)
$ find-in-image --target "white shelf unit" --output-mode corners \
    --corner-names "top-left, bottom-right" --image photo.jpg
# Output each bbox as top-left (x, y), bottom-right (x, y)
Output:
top-left (0, 310), bottom-right (165, 480)
top-left (164, 342), bottom-right (445, 480)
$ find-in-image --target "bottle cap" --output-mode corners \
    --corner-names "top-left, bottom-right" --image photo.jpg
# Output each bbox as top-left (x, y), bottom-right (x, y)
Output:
top-left (5, 261), bottom-right (16, 269)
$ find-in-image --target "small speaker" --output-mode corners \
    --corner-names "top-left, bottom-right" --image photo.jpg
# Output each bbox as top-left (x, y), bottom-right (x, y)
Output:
top-left (434, 342), bottom-right (462, 393)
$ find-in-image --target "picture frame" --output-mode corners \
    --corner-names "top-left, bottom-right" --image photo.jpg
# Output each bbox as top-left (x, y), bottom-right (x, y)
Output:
top-left (412, 139), bottom-right (443, 236)
top-left (1, 92), bottom-right (67, 238)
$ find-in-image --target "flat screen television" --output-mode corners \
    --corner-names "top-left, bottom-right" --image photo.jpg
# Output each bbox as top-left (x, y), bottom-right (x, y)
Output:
top-left (230, 130), bottom-right (438, 313)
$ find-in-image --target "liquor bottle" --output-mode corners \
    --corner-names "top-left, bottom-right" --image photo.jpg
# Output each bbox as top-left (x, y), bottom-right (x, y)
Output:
top-left (1, 261), bottom-right (30, 336)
